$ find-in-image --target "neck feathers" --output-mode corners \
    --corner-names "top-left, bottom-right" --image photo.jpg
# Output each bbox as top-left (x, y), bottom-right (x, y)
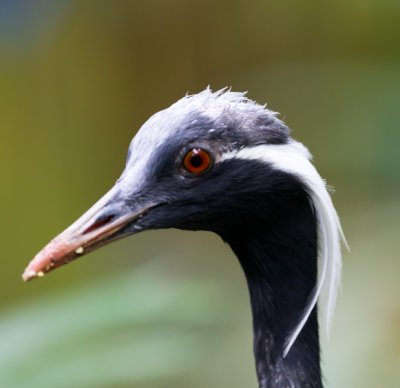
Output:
top-left (227, 184), bottom-right (322, 387)
top-left (221, 141), bottom-right (346, 387)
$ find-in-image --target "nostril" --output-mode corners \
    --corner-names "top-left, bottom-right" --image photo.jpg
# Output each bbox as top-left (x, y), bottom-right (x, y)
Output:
top-left (83, 214), bottom-right (115, 235)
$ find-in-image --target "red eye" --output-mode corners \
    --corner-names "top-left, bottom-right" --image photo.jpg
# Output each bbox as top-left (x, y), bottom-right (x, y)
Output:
top-left (183, 148), bottom-right (212, 175)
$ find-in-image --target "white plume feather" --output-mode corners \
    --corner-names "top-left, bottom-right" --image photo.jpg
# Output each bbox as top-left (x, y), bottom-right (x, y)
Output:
top-left (221, 141), bottom-right (347, 357)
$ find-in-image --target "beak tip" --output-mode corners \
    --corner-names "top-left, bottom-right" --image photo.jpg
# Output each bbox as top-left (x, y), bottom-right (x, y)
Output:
top-left (22, 268), bottom-right (38, 282)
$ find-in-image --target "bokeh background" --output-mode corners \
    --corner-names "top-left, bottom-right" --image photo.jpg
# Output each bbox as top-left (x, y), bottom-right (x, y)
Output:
top-left (1, 1), bottom-right (399, 387)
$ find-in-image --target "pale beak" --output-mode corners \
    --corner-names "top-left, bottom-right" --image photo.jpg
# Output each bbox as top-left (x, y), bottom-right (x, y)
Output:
top-left (22, 186), bottom-right (157, 282)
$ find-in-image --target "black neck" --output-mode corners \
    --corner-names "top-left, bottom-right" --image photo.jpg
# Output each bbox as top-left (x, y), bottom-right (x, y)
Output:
top-left (225, 192), bottom-right (322, 388)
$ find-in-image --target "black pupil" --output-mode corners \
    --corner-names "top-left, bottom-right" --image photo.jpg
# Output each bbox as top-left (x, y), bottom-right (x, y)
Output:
top-left (190, 154), bottom-right (203, 168)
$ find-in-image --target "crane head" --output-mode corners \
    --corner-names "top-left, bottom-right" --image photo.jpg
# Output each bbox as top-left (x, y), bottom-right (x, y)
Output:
top-left (22, 88), bottom-right (345, 355)
top-left (23, 88), bottom-right (291, 280)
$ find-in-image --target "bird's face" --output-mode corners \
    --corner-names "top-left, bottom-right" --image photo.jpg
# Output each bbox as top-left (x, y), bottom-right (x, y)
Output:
top-left (22, 89), bottom-right (293, 281)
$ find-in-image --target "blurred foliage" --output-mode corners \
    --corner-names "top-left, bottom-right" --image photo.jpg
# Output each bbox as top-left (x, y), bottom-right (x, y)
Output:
top-left (0, 1), bottom-right (399, 387)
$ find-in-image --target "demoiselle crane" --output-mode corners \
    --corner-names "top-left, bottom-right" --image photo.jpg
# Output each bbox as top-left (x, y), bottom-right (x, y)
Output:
top-left (23, 88), bottom-right (346, 387)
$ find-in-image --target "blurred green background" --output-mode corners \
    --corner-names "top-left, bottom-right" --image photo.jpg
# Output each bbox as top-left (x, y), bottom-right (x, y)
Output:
top-left (1, 1), bottom-right (399, 387)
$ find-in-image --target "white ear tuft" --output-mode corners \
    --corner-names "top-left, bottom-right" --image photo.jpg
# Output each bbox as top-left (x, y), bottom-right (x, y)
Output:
top-left (221, 141), bottom-right (347, 357)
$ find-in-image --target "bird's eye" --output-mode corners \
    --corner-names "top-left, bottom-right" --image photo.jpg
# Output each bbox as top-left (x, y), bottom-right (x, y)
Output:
top-left (183, 148), bottom-right (212, 175)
